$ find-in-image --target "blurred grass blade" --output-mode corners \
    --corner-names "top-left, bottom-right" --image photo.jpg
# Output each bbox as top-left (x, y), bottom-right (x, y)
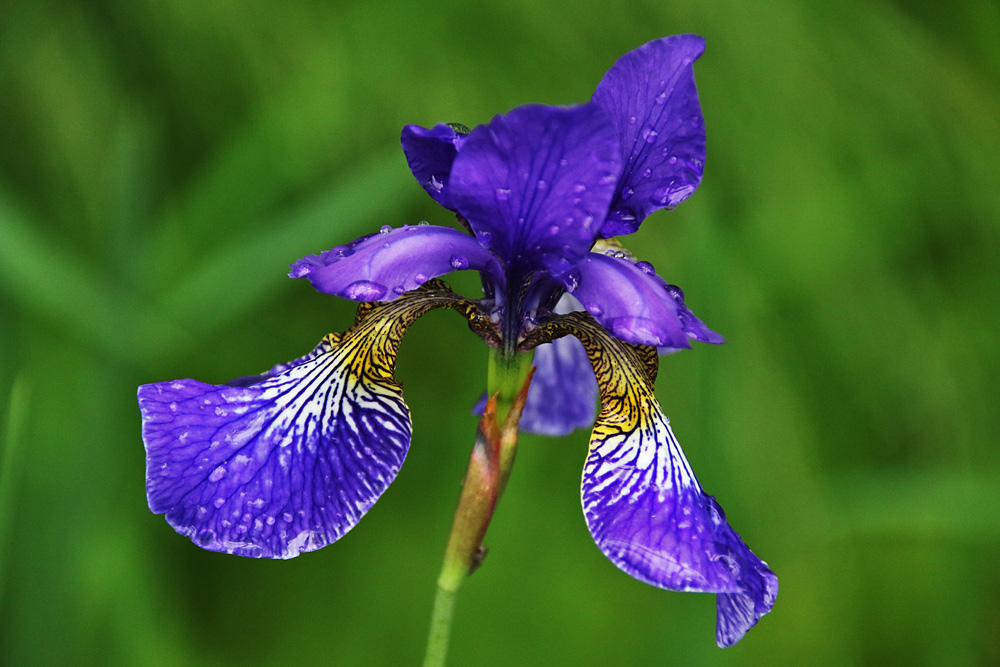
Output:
top-left (0, 374), bottom-right (31, 620)
top-left (0, 192), bottom-right (194, 370)
top-left (151, 148), bottom-right (414, 337)
top-left (831, 471), bottom-right (1000, 539)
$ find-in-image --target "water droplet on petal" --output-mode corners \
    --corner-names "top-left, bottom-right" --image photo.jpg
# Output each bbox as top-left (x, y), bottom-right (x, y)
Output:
top-left (283, 512), bottom-right (294, 523)
top-left (652, 187), bottom-right (671, 205)
top-left (213, 497), bottom-right (226, 509)
top-left (344, 280), bottom-right (387, 301)
top-left (622, 187), bottom-right (635, 200)
top-left (449, 255), bottom-right (469, 270)
top-left (628, 115), bottom-right (637, 125)
top-left (379, 225), bottom-right (392, 234)
top-left (587, 302), bottom-right (604, 317)
top-left (418, 220), bottom-right (430, 226)
top-left (413, 272), bottom-right (428, 284)
top-left (393, 285), bottom-right (407, 295)
top-left (428, 174), bottom-right (444, 192)
top-left (635, 260), bottom-right (655, 275)
top-left (642, 168), bottom-right (652, 178)
top-left (642, 128), bottom-right (659, 144)
top-left (536, 180), bottom-right (548, 190)
top-left (573, 182), bottom-right (587, 193)
top-left (655, 91), bottom-right (669, 105)
top-left (668, 156), bottom-right (678, 165)
top-left (548, 225), bottom-right (560, 236)
top-left (209, 466), bottom-right (226, 483)
top-left (495, 188), bottom-right (511, 201)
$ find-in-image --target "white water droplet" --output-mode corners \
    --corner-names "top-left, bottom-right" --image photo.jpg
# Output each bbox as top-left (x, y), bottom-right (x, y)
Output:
top-left (344, 280), bottom-right (387, 301)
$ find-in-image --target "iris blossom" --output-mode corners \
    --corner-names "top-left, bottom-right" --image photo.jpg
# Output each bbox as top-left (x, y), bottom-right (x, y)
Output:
top-left (139, 34), bottom-right (776, 648)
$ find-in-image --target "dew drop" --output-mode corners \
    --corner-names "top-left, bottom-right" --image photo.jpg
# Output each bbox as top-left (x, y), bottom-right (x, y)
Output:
top-left (536, 180), bottom-right (548, 190)
top-left (548, 224), bottom-right (560, 236)
top-left (635, 260), bottom-right (655, 275)
top-left (622, 187), bottom-right (635, 200)
top-left (344, 280), bottom-right (387, 301)
top-left (379, 224), bottom-right (392, 234)
top-left (587, 302), bottom-right (604, 317)
top-left (418, 220), bottom-right (430, 226)
top-left (651, 187), bottom-right (671, 205)
top-left (413, 272), bottom-right (428, 284)
top-left (668, 156), bottom-right (678, 165)
top-left (628, 115), bottom-right (637, 125)
top-left (213, 497), bottom-right (226, 509)
top-left (449, 255), bottom-right (469, 270)
top-left (643, 128), bottom-right (659, 144)
top-left (208, 466), bottom-right (226, 483)
top-left (655, 91), bottom-right (669, 105)
top-left (562, 269), bottom-right (581, 293)
top-left (266, 516), bottom-right (276, 526)
top-left (282, 512), bottom-right (294, 523)
top-left (495, 188), bottom-right (511, 201)
top-left (573, 182), bottom-right (587, 193)
top-left (642, 168), bottom-right (652, 179)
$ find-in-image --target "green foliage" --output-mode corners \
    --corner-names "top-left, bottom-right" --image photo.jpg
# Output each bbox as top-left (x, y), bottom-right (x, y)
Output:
top-left (1, 0), bottom-right (998, 664)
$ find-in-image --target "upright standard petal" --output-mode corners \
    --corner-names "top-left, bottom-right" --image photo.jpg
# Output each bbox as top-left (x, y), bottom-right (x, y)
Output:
top-left (542, 312), bottom-right (777, 647)
top-left (564, 253), bottom-right (690, 348)
top-left (139, 283), bottom-right (475, 558)
top-left (447, 103), bottom-right (621, 276)
top-left (401, 123), bottom-right (467, 206)
top-left (290, 224), bottom-right (500, 301)
top-left (592, 34), bottom-right (707, 237)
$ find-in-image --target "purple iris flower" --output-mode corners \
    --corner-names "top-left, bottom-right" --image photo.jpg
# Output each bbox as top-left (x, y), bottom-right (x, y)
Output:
top-left (138, 34), bottom-right (776, 647)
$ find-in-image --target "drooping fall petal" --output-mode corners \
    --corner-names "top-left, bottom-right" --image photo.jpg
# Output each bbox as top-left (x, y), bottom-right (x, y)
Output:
top-left (140, 283), bottom-right (475, 558)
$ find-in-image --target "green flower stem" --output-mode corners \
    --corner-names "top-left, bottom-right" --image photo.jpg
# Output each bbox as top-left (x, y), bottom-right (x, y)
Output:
top-left (487, 348), bottom-right (534, 495)
top-left (423, 349), bottom-right (534, 667)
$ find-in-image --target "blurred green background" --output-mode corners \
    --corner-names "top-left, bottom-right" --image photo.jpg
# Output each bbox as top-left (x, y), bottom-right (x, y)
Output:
top-left (1, 0), bottom-right (998, 665)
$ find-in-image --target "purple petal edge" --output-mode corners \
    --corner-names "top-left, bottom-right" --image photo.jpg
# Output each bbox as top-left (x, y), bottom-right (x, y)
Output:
top-left (401, 123), bottom-right (466, 206)
top-left (289, 224), bottom-right (500, 301)
top-left (593, 34), bottom-right (707, 237)
top-left (564, 253), bottom-right (690, 348)
top-left (139, 336), bottom-right (411, 558)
